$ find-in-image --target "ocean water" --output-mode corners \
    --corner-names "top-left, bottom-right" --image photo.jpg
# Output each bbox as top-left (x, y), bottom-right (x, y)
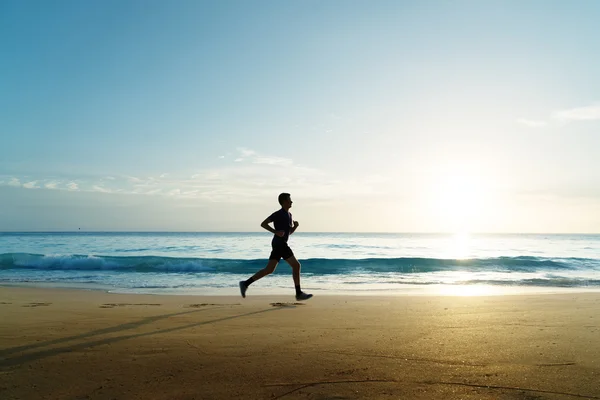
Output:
top-left (1, 232), bottom-right (599, 296)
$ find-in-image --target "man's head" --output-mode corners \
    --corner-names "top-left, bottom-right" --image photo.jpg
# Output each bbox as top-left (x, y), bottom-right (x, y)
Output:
top-left (278, 192), bottom-right (293, 209)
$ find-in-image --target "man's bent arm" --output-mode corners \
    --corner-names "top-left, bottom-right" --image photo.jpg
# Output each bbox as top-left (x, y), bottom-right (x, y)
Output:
top-left (261, 218), bottom-right (276, 234)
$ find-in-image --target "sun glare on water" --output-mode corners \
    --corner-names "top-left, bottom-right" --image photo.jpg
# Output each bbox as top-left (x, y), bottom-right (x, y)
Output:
top-left (445, 232), bottom-right (471, 259)
top-left (427, 167), bottom-right (493, 293)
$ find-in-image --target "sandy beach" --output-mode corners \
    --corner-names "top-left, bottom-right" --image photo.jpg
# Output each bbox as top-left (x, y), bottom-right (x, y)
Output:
top-left (0, 287), bottom-right (599, 399)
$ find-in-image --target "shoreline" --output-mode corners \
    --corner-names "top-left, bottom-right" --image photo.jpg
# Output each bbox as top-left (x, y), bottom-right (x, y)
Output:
top-left (3, 281), bottom-right (600, 297)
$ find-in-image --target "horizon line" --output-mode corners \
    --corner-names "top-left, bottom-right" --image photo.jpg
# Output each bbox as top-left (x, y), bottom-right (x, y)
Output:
top-left (1, 231), bottom-right (599, 235)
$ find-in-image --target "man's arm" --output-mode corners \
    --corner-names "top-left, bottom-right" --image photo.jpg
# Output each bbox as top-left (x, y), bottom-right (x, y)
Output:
top-left (261, 217), bottom-right (285, 237)
top-left (290, 220), bottom-right (299, 234)
top-left (260, 217), bottom-right (276, 234)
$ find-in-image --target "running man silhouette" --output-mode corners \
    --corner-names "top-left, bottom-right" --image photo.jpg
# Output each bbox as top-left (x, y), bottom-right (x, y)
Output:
top-left (239, 193), bottom-right (313, 301)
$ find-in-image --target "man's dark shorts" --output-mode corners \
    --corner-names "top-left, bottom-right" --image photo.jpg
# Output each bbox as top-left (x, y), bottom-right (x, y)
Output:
top-left (269, 243), bottom-right (294, 261)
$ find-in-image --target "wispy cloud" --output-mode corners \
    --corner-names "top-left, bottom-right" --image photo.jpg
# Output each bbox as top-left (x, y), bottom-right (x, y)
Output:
top-left (127, 176), bottom-right (143, 183)
top-left (516, 118), bottom-right (548, 128)
top-left (0, 148), bottom-right (393, 204)
top-left (8, 178), bottom-right (21, 187)
top-left (23, 181), bottom-right (38, 189)
top-left (92, 185), bottom-right (111, 193)
top-left (144, 188), bottom-right (163, 195)
top-left (237, 147), bottom-right (257, 159)
top-left (234, 147), bottom-right (294, 166)
top-left (253, 156), bottom-right (293, 166)
top-left (553, 104), bottom-right (600, 122)
top-left (519, 102), bottom-right (600, 128)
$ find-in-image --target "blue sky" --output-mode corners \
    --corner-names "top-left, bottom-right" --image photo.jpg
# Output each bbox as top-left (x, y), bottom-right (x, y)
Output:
top-left (1, 0), bottom-right (599, 232)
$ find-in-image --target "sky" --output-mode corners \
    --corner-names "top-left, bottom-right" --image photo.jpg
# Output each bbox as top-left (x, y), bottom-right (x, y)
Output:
top-left (1, 0), bottom-right (599, 233)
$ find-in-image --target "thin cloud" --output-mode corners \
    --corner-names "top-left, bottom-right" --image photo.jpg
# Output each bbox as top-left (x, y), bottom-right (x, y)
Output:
top-left (553, 104), bottom-right (600, 122)
top-left (8, 178), bottom-right (21, 187)
top-left (144, 188), bottom-right (163, 195)
top-left (237, 147), bottom-right (257, 158)
top-left (253, 156), bottom-right (293, 166)
top-left (517, 118), bottom-right (548, 128)
top-left (127, 176), bottom-right (143, 183)
top-left (0, 148), bottom-right (394, 204)
top-left (235, 147), bottom-right (294, 166)
top-left (92, 185), bottom-right (111, 193)
top-left (23, 181), bottom-right (38, 189)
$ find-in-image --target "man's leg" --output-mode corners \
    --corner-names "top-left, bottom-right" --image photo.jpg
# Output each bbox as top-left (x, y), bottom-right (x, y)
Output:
top-left (284, 256), bottom-right (312, 300)
top-left (251, 259), bottom-right (279, 281)
top-left (239, 259), bottom-right (279, 298)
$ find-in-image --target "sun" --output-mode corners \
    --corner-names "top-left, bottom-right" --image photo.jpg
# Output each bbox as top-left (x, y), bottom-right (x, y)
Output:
top-left (428, 170), bottom-right (490, 234)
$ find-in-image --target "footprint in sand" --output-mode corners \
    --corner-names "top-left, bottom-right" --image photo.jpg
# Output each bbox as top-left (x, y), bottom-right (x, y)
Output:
top-left (22, 302), bottom-right (52, 307)
top-left (270, 302), bottom-right (306, 307)
top-left (185, 303), bottom-right (240, 308)
top-left (99, 303), bottom-right (162, 308)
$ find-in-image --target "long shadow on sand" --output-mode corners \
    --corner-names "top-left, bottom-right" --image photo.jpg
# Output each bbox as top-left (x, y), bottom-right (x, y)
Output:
top-left (0, 306), bottom-right (287, 368)
top-left (0, 307), bottom-right (213, 358)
